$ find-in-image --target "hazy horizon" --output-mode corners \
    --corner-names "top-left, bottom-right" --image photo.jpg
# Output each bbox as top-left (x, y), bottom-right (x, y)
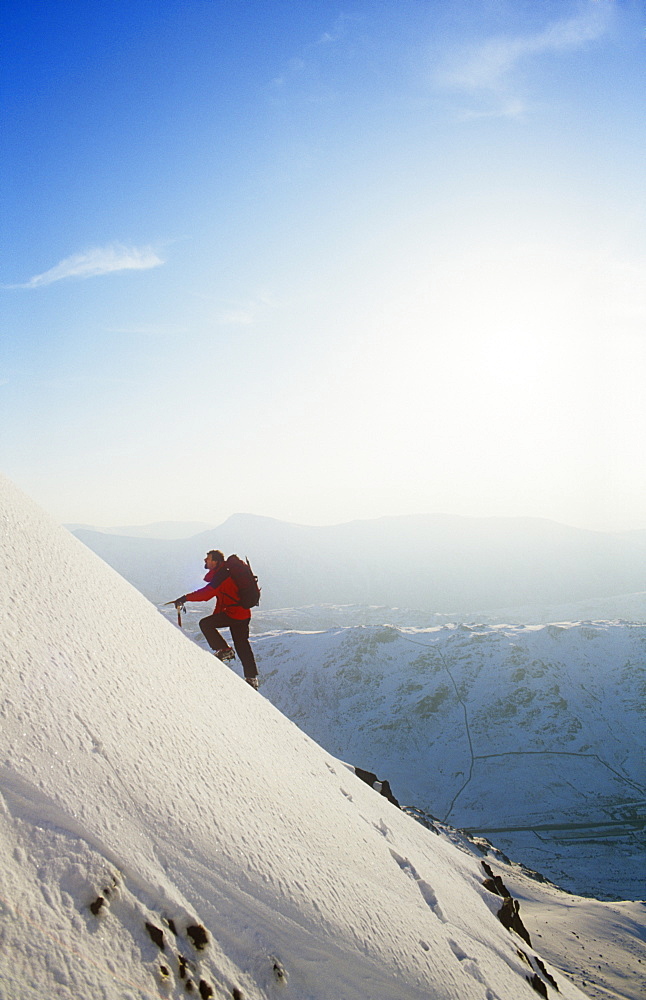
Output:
top-left (67, 509), bottom-right (646, 536)
top-left (2, 1), bottom-right (644, 533)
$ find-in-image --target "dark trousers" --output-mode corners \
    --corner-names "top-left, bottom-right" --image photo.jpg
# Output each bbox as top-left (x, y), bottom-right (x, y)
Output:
top-left (199, 614), bottom-right (258, 679)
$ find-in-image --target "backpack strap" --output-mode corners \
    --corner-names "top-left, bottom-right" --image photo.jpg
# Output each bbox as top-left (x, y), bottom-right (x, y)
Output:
top-left (207, 564), bottom-right (230, 590)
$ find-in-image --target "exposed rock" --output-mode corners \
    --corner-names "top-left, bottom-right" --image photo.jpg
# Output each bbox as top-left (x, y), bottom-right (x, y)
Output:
top-left (186, 923), bottom-right (209, 950)
top-left (482, 862), bottom-right (532, 946)
top-left (528, 972), bottom-right (549, 997)
top-left (353, 767), bottom-right (400, 807)
top-left (145, 922), bottom-right (165, 951)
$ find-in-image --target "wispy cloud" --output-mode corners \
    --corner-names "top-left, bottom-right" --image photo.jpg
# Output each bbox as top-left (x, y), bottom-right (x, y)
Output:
top-left (104, 322), bottom-right (188, 337)
top-left (214, 291), bottom-right (278, 328)
top-left (456, 98), bottom-right (526, 122)
top-left (215, 308), bottom-right (256, 327)
top-left (8, 243), bottom-right (164, 289)
top-left (269, 13), bottom-right (355, 96)
top-left (437, 0), bottom-right (614, 116)
top-left (270, 57), bottom-right (306, 92)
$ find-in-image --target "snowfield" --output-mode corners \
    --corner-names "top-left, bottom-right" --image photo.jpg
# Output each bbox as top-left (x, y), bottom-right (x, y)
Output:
top-left (1, 474), bottom-right (644, 1000)
top-left (174, 607), bottom-right (645, 902)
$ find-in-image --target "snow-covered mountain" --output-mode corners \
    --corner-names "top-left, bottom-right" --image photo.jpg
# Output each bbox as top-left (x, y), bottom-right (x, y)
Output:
top-left (10, 475), bottom-right (644, 998)
top-left (247, 596), bottom-right (646, 630)
top-left (172, 608), bottom-right (645, 903)
top-left (71, 512), bottom-right (646, 615)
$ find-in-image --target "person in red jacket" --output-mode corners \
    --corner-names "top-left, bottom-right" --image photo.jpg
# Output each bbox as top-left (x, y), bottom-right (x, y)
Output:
top-left (174, 549), bottom-right (259, 689)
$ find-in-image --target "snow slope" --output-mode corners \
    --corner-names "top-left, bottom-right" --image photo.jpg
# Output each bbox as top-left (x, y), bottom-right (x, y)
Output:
top-left (224, 619), bottom-right (644, 902)
top-left (0, 473), bottom-right (599, 999)
top-left (418, 824), bottom-right (646, 1000)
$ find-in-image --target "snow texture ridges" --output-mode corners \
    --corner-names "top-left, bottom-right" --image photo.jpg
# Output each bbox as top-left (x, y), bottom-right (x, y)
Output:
top-left (0, 473), bottom-right (593, 999)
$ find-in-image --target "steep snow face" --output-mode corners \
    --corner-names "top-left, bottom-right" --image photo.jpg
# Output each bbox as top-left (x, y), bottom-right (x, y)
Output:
top-left (237, 620), bottom-right (645, 901)
top-left (0, 474), bottom-right (590, 1000)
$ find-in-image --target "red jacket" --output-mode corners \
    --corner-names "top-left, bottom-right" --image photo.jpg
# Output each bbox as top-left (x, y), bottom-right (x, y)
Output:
top-left (185, 568), bottom-right (251, 621)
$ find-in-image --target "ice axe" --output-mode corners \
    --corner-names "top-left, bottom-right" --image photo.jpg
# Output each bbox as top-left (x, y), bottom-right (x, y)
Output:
top-left (165, 600), bottom-right (186, 627)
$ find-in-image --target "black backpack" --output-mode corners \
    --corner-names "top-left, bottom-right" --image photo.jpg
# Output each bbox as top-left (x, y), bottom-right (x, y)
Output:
top-left (225, 554), bottom-right (261, 609)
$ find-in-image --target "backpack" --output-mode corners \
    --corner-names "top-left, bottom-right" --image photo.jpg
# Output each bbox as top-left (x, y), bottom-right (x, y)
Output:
top-left (225, 554), bottom-right (261, 609)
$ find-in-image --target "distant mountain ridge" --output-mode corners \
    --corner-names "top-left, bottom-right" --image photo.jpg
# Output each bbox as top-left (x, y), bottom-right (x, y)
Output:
top-left (71, 512), bottom-right (646, 612)
top-left (65, 519), bottom-right (215, 539)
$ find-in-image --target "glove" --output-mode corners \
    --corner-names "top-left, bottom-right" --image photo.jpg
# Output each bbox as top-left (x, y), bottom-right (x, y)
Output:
top-left (173, 596), bottom-right (187, 608)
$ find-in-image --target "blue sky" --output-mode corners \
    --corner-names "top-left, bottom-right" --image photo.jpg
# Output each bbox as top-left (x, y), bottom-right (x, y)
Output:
top-left (1, 0), bottom-right (644, 530)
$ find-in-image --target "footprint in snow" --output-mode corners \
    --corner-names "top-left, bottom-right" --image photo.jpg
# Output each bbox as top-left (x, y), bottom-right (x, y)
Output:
top-left (271, 957), bottom-right (288, 985)
top-left (389, 850), bottom-right (446, 922)
top-left (374, 818), bottom-right (392, 839)
top-left (449, 939), bottom-right (502, 1000)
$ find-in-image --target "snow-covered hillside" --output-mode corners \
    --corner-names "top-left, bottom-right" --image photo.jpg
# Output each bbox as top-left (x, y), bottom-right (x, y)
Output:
top-left (4, 474), bottom-right (626, 1000)
top-left (176, 615), bottom-right (642, 903)
top-left (248, 598), bottom-right (646, 631)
